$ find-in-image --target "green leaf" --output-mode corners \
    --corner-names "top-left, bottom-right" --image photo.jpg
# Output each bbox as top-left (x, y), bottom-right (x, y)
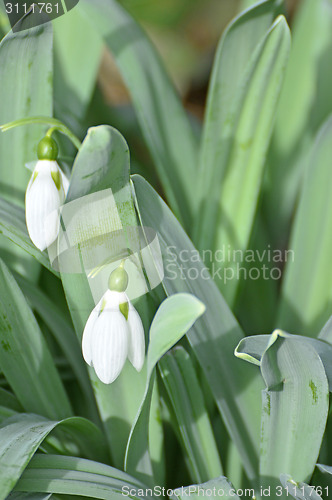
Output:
top-left (0, 414), bottom-right (109, 500)
top-left (0, 258), bottom-right (72, 419)
top-left (235, 330), bottom-right (332, 390)
top-left (265, 0), bottom-right (332, 244)
top-left (279, 474), bottom-right (323, 500)
top-left (318, 316), bottom-right (332, 342)
top-left (132, 175), bottom-right (264, 484)
top-left (195, 1), bottom-right (290, 305)
top-left (173, 476), bottom-right (241, 500)
top-left (14, 454), bottom-right (154, 499)
top-left (125, 294), bottom-right (205, 485)
top-left (277, 117), bottom-right (332, 336)
top-left (159, 346), bottom-right (223, 483)
top-left (259, 335), bottom-right (329, 491)
top-left (79, 0), bottom-right (198, 228)
top-left (0, 388), bottom-right (22, 412)
top-left (147, 294), bottom-right (205, 379)
top-left (0, 9), bottom-right (53, 277)
top-left (8, 494), bottom-right (51, 500)
top-left (60, 125), bottom-right (147, 467)
top-left (53, 6), bottom-right (102, 130)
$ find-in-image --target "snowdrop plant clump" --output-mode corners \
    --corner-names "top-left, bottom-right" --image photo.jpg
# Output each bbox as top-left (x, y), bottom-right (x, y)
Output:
top-left (1, 0), bottom-right (332, 499)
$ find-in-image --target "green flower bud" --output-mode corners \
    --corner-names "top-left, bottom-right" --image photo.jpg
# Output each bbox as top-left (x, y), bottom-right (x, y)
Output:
top-left (37, 136), bottom-right (58, 161)
top-left (108, 264), bottom-right (129, 292)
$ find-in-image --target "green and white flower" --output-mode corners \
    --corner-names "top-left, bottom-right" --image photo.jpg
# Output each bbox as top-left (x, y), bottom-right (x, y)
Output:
top-left (25, 136), bottom-right (69, 251)
top-left (82, 265), bottom-right (145, 384)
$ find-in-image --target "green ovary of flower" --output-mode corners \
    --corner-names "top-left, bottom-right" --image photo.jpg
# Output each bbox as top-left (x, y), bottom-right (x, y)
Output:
top-left (37, 136), bottom-right (59, 161)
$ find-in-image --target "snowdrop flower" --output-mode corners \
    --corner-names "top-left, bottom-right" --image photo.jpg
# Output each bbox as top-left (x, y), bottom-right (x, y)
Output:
top-left (82, 263), bottom-right (145, 384)
top-left (25, 136), bottom-right (69, 251)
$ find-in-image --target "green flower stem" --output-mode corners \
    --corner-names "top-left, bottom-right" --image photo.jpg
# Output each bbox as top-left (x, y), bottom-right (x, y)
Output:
top-left (0, 116), bottom-right (81, 150)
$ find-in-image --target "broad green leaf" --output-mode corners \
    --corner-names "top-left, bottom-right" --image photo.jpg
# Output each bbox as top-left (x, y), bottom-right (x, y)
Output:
top-left (159, 347), bottom-right (223, 483)
top-left (0, 10), bottom-right (53, 277)
top-left (132, 175), bottom-right (264, 483)
top-left (265, 0), bottom-right (332, 244)
top-left (8, 494), bottom-right (51, 500)
top-left (14, 454), bottom-right (155, 500)
top-left (0, 387), bottom-right (22, 412)
top-left (60, 125), bottom-right (147, 467)
top-left (125, 294), bottom-right (205, 485)
top-left (0, 414), bottom-right (109, 500)
top-left (53, 6), bottom-right (102, 131)
top-left (173, 477), bottom-right (241, 500)
top-left (277, 117), bottom-right (332, 336)
top-left (147, 294), bottom-right (205, 378)
top-left (240, 0), bottom-right (261, 10)
top-left (235, 330), bottom-right (332, 389)
top-left (195, 1), bottom-right (289, 305)
top-left (0, 259), bottom-right (72, 419)
top-left (0, 196), bottom-right (58, 276)
top-left (233, 211), bottom-right (278, 334)
top-left (259, 336), bottom-right (329, 492)
top-left (0, 406), bottom-right (16, 425)
top-left (0, 10), bottom-right (52, 204)
top-left (79, 0), bottom-right (198, 228)
top-left (279, 474), bottom-right (323, 500)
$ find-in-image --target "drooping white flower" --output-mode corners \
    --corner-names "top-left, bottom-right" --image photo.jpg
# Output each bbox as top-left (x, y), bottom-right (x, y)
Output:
top-left (82, 289), bottom-right (145, 384)
top-left (25, 159), bottom-right (69, 251)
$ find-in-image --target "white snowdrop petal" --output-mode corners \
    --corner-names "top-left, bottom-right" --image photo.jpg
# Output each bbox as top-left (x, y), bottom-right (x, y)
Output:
top-left (92, 310), bottom-right (129, 384)
top-left (25, 165), bottom-right (61, 251)
top-left (127, 303), bottom-right (145, 372)
top-left (102, 290), bottom-right (127, 312)
top-left (82, 296), bottom-right (104, 366)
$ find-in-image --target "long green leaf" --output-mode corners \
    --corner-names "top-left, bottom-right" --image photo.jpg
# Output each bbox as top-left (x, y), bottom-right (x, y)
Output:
top-left (0, 10), bottom-right (53, 204)
top-left (0, 9), bottom-right (53, 277)
top-left (59, 125), bottom-right (147, 467)
top-left (259, 336), bottom-right (329, 493)
top-left (132, 175), bottom-right (263, 484)
top-left (159, 347), bottom-right (223, 483)
top-left (53, 6), bottom-right (102, 131)
top-left (235, 330), bottom-right (332, 389)
top-left (78, 0), bottom-right (198, 228)
top-left (264, 0), bottom-right (332, 244)
top-left (8, 494), bottom-right (51, 500)
top-left (173, 477), bottom-right (241, 500)
top-left (0, 414), bottom-right (109, 500)
top-left (0, 387), bottom-right (22, 412)
top-left (195, 1), bottom-right (289, 305)
top-left (277, 117), bottom-right (332, 336)
top-left (125, 294), bottom-right (205, 485)
top-left (14, 454), bottom-right (155, 500)
top-left (279, 474), bottom-right (323, 500)
top-left (0, 259), bottom-right (72, 419)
